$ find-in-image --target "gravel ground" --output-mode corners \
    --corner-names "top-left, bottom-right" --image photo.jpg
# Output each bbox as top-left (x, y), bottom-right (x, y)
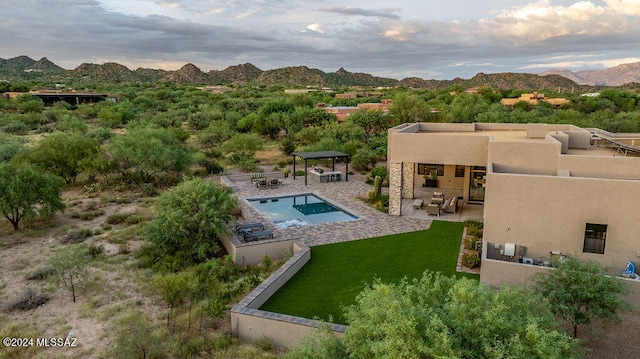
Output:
top-left (582, 311), bottom-right (640, 358)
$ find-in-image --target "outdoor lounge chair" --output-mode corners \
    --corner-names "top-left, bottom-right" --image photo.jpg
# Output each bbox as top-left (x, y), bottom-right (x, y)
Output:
top-left (235, 222), bottom-right (264, 233)
top-left (622, 261), bottom-right (637, 279)
top-left (256, 178), bottom-right (268, 189)
top-left (426, 203), bottom-right (440, 216)
top-left (243, 229), bottom-right (274, 242)
top-left (250, 173), bottom-right (265, 183)
top-left (268, 178), bottom-right (279, 188)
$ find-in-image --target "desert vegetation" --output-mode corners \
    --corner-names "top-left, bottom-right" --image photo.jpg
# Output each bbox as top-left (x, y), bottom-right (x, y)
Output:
top-left (1, 78), bottom-right (639, 357)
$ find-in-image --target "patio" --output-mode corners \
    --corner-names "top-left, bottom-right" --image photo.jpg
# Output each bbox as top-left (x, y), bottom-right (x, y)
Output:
top-left (224, 170), bottom-right (434, 247)
top-left (399, 185), bottom-right (484, 222)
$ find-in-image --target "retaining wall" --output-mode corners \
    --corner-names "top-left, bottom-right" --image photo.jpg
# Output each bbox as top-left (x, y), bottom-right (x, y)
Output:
top-left (231, 242), bottom-right (346, 347)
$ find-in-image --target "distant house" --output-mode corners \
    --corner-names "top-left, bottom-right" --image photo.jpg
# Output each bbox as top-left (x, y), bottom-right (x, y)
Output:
top-left (500, 92), bottom-right (569, 108)
top-left (357, 98), bottom-right (393, 112)
top-left (3, 90), bottom-right (118, 106)
top-left (335, 91), bottom-right (383, 99)
top-left (317, 99), bottom-right (392, 122)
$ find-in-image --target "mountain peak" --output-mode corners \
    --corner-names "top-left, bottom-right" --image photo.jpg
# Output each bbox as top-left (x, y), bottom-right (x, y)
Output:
top-left (540, 62), bottom-right (640, 86)
top-left (165, 63), bottom-right (205, 83)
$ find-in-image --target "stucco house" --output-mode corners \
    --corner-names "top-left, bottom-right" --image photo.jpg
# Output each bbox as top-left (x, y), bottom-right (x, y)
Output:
top-left (387, 122), bottom-right (640, 307)
top-left (500, 92), bottom-right (570, 108)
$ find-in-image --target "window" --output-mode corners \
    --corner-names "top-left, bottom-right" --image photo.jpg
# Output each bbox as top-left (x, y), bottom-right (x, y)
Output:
top-left (418, 163), bottom-right (444, 176)
top-left (583, 223), bottom-right (607, 254)
top-left (455, 165), bottom-right (465, 178)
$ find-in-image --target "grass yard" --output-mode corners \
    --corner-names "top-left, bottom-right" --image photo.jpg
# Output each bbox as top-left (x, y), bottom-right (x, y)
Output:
top-left (259, 220), bottom-right (479, 324)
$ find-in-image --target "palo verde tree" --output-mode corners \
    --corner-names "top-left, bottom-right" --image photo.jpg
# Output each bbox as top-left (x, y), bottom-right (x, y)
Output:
top-left (0, 162), bottom-right (66, 230)
top-left (286, 272), bottom-right (581, 359)
top-left (154, 271), bottom-right (191, 332)
top-left (110, 126), bottom-right (192, 183)
top-left (50, 244), bottom-right (89, 303)
top-left (144, 177), bottom-right (237, 268)
top-left (110, 311), bottom-right (167, 359)
top-left (534, 256), bottom-right (630, 338)
top-left (28, 131), bottom-right (99, 184)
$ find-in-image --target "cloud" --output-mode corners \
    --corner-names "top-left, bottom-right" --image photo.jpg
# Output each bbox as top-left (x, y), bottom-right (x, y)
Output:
top-left (319, 6), bottom-right (401, 19)
top-left (606, 0), bottom-right (640, 16)
top-left (479, 0), bottom-right (626, 41)
top-left (305, 23), bottom-right (324, 33)
top-left (1, 0), bottom-right (640, 79)
top-left (520, 57), bottom-right (640, 69)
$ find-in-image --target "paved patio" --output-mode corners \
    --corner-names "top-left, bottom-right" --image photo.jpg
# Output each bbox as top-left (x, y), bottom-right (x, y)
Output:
top-left (230, 173), bottom-right (482, 247)
top-left (399, 185), bottom-right (484, 222)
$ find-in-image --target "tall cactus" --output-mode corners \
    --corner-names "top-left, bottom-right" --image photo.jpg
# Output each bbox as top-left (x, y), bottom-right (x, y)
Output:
top-left (374, 175), bottom-right (382, 199)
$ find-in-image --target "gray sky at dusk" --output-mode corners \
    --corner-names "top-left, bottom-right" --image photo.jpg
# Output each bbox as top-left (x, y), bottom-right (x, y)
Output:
top-left (1, 0), bottom-right (639, 79)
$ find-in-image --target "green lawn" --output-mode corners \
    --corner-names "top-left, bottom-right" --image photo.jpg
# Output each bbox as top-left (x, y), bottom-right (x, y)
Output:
top-left (259, 220), bottom-right (479, 324)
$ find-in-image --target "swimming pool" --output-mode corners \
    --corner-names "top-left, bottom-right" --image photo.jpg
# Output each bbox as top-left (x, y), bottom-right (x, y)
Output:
top-left (246, 193), bottom-right (358, 228)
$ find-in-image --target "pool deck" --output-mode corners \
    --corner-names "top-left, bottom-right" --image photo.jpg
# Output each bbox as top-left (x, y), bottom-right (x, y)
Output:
top-left (231, 174), bottom-right (483, 247)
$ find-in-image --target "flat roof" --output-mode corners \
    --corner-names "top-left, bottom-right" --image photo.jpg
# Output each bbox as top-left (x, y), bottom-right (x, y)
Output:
top-left (293, 151), bottom-right (351, 159)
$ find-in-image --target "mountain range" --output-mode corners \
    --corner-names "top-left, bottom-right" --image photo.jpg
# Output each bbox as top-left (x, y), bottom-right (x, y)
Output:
top-left (540, 63), bottom-right (640, 87)
top-left (1, 55), bottom-right (639, 89)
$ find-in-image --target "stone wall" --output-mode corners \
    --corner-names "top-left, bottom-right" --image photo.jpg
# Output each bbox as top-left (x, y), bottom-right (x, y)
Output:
top-left (388, 162), bottom-right (402, 216)
top-left (402, 162), bottom-right (415, 199)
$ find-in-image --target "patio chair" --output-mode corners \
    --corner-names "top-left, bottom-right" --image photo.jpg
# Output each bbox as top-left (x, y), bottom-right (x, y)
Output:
top-left (243, 229), bottom-right (274, 242)
top-left (256, 178), bottom-right (268, 189)
top-left (426, 203), bottom-right (440, 216)
top-left (268, 178), bottom-right (279, 188)
top-left (251, 173), bottom-right (265, 183)
top-left (621, 261), bottom-right (637, 279)
top-left (235, 222), bottom-right (264, 233)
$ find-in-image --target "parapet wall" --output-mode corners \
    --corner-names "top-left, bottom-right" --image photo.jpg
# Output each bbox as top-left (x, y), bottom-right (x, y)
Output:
top-left (231, 242), bottom-right (346, 347)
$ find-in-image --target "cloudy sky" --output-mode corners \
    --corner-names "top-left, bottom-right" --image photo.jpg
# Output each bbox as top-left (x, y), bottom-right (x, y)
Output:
top-left (1, 0), bottom-right (640, 79)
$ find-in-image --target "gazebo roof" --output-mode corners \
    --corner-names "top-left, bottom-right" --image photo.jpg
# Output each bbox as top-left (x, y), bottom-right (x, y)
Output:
top-left (292, 151), bottom-right (351, 160)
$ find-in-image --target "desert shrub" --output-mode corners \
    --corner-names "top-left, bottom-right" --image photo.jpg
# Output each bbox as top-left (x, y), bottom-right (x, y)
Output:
top-left (238, 157), bottom-right (260, 172)
top-left (134, 244), bottom-right (156, 268)
top-left (462, 252), bottom-right (481, 268)
top-left (84, 201), bottom-right (99, 211)
top-left (294, 169), bottom-right (305, 176)
top-left (174, 336), bottom-right (207, 358)
top-left (2, 121), bottom-right (29, 134)
top-left (87, 244), bottom-right (105, 258)
top-left (79, 210), bottom-right (105, 221)
top-left (141, 183), bottom-right (158, 197)
top-left (60, 228), bottom-right (93, 243)
top-left (109, 311), bottom-right (168, 359)
top-left (26, 266), bottom-right (55, 280)
top-left (464, 219), bottom-right (484, 238)
top-left (279, 137), bottom-right (296, 156)
top-left (467, 226), bottom-right (483, 238)
top-left (84, 182), bottom-right (104, 195)
top-left (277, 159), bottom-right (288, 168)
top-left (88, 127), bottom-right (114, 143)
top-left (125, 214), bottom-right (146, 225)
top-left (118, 243), bottom-right (130, 255)
top-left (351, 148), bottom-right (378, 172)
top-left (3, 288), bottom-right (51, 311)
top-left (196, 156), bottom-right (224, 175)
top-left (464, 236), bottom-right (479, 250)
top-left (106, 213), bottom-right (129, 225)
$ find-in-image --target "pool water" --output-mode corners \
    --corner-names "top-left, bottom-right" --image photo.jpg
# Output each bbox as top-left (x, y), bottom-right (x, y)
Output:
top-left (247, 193), bottom-right (357, 228)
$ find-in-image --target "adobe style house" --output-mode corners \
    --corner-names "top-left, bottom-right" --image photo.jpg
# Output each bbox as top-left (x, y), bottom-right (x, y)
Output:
top-left (316, 99), bottom-right (392, 122)
top-left (500, 92), bottom-right (569, 108)
top-left (387, 123), bottom-right (640, 304)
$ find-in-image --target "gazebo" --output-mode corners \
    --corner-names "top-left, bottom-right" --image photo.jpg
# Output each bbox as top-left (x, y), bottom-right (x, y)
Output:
top-left (292, 151), bottom-right (351, 185)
